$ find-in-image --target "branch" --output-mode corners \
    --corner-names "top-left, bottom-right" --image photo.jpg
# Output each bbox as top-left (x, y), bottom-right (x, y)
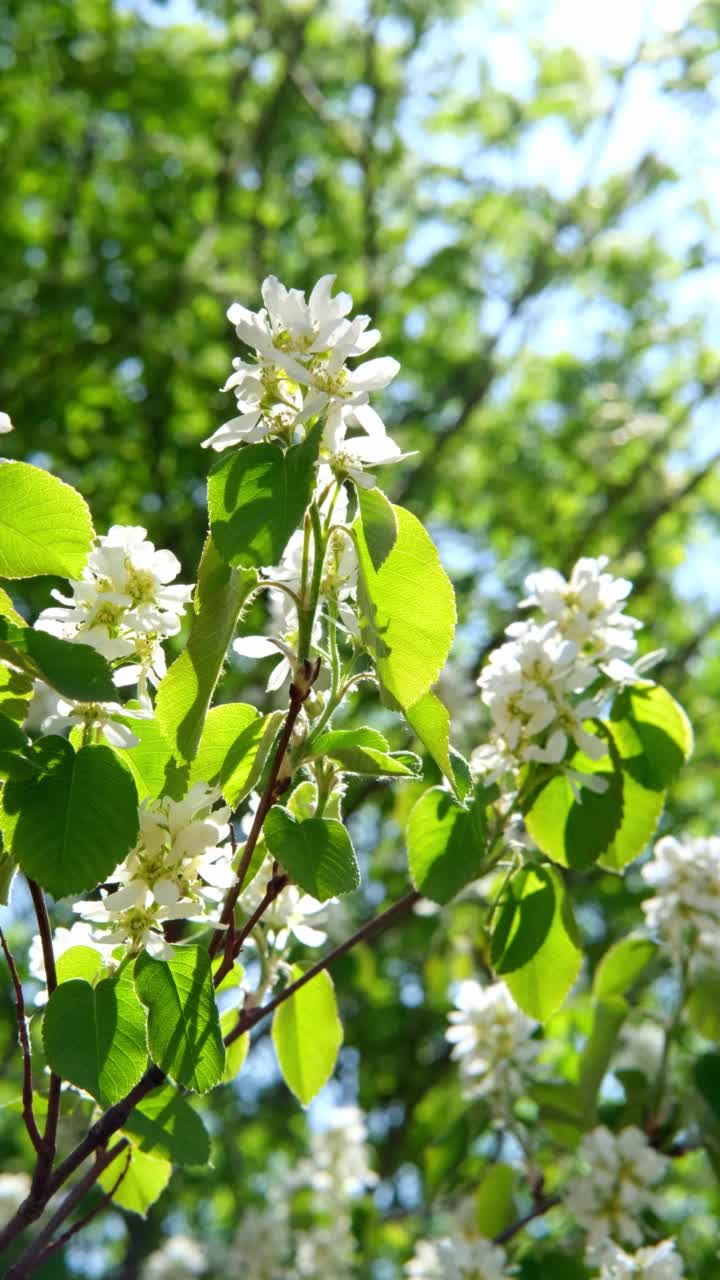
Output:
top-left (5, 1140), bottom-right (130, 1280)
top-left (26, 880), bottom-right (61, 1199)
top-left (0, 928), bottom-right (43, 1154)
top-left (493, 1192), bottom-right (561, 1246)
top-left (226, 888), bottom-right (421, 1045)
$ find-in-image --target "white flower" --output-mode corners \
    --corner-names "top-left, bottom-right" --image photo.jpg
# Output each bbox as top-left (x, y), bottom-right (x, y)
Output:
top-left (321, 402), bottom-right (408, 489)
top-left (230, 1201), bottom-right (291, 1279)
top-left (36, 525), bottom-right (193, 697)
top-left (240, 854), bottom-right (332, 948)
top-left (405, 1236), bottom-right (508, 1279)
top-left (520, 556), bottom-right (641, 664)
top-left (594, 1238), bottom-right (684, 1279)
top-left (202, 273), bottom-right (399, 452)
top-left (297, 1106), bottom-right (377, 1207)
top-left (0, 411), bottom-right (13, 434)
top-left (565, 1126), bottom-right (669, 1250)
top-left (445, 980), bottom-right (538, 1111)
top-left (74, 889), bottom-right (196, 957)
top-left (0, 1173), bottom-right (30, 1227)
top-left (142, 1236), bottom-right (207, 1280)
top-left (38, 693), bottom-right (154, 749)
top-left (295, 1213), bottom-right (356, 1278)
top-left (641, 834), bottom-right (720, 971)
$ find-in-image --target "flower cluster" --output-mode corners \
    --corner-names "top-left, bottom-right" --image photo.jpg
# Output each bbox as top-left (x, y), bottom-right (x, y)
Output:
top-left (565, 1126), bottom-right (669, 1251)
top-left (201, 274), bottom-right (403, 489)
top-left (472, 556), bottom-right (642, 792)
top-left (142, 1236), bottom-right (207, 1280)
top-left (405, 1236), bottom-right (508, 1280)
top-left (36, 524), bottom-right (192, 693)
top-left (594, 1239), bottom-right (684, 1279)
top-left (74, 784), bottom-right (232, 956)
top-left (640, 834), bottom-right (720, 972)
top-left (445, 980), bottom-right (538, 1113)
top-left (240, 852), bottom-right (333, 949)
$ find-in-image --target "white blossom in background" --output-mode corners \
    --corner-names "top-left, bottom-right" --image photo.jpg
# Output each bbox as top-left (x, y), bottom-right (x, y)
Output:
top-left (0, 411), bottom-right (13, 434)
top-left (31, 686), bottom-right (153, 748)
top-left (640, 834), bottom-right (720, 971)
top-left (142, 1236), bottom-right (207, 1280)
top-left (446, 980), bottom-right (538, 1112)
top-left (228, 1194), bottom-right (291, 1280)
top-left (594, 1238), bottom-right (684, 1279)
top-left (0, 1173), bottom-right (30, 1227)
top-left (297, 1105), bottom-right (377, 1206)
top-left (202, 274), bottom-right (400, 456)
top-left (34, 525), bottom-right (193, 700)
top-left (405, 1235), bottom-right (508, 1279)
top-left (74, 785), bottom-right (233, 955)
top-left (472, 556), bottom-right (642, 793)
top-left (28, 921), bottom-right (110, 1003)
top-left (295, 1214), bottom-right (357, 1278)
top-left (565, 1126), bottom-right (669, 1251)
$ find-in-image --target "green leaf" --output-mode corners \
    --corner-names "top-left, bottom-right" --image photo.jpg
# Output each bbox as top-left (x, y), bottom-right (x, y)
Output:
top-left (188, 701), bottom-right (259, 791)
top-left (577, 997), bottom-right (628, 1127)
top-left (0, 662), bottom-right (33, 722)
top-left (407, 787), bottom-right (487, 905)
top-left (0, 845), bottom-right (16, 905)
top-left (610, 683), bottom-right (693, 789)
top-left (134, 946), bottom-right (225, 1093)
top-left (155, 539), bottom-right (257, 763)
top-left (114, 715), bottom-right (175, 801)
top-left (220, 1010), bottom-right (250, 1081)
top-left (264, 806), bottom-right (360, 901)
top-left (0, 619), bottom-right (117, 702)
top-left (593, 937), bottom-right (658, 999)
top-left (491, 866), bottom-right (555, 973)
top-left (43, 972), bottom-right (148, 1105)
top-left (98, 1147), bottom-right (171, 1217)
top-left (3, 739), bottom-right (138, 898)
top-left (222, 709), bottom-right (285, 807)
top-left (687, 975), bottom-right (720, 1042)
top-left (502, 865), bottom-right (582, 1022)
top-left (598, 715), bottom-right (668, 873)
top-left (208, 424), bottom-right (321, 569)
top-left (356, 486), bottom-right (398, 570)
top-left (525, 739), bottom-right (624, 869)
top-left (0, 461), bottom-right (94, 579)
top-left (694, 1053), bottom-right (720, 1123)
top-left (122, 1083), bottom-right (210, 1166)
top-left (272, 966), bottom-right (343, 1106)
top-left (311, 726), bottom-right (420, 777)
top-left (404, 689), bottom-right (458, 790)
top-left (56, 945), bottom-right (106, 986)
top-left (474, 1164), bottom-right (516, 1239)
top-left (354, 502), bottom-right (456, 711)
top-left (0, 587), bottom-right (24, 626)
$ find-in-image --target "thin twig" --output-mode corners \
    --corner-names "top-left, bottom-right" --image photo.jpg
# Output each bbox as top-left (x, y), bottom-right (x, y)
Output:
top-left (26, 880), bottom-right (61, 1198)
top-left (0, 928), bottom-right (43, 1154)
top-left (226, 888), bottom-right (421, 1045)
top-left (493, 1193), bottom-right (561, 1246)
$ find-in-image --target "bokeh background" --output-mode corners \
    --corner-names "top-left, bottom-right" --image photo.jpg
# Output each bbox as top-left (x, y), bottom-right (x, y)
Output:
top-left (2, 0), bottom-right (720, 1275)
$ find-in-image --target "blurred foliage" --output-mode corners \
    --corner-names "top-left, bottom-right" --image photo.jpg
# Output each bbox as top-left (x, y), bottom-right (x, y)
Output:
top-left (2, 0), bottom-right (720, 1275)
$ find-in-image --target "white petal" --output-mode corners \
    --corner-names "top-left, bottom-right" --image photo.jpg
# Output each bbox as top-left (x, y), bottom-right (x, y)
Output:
top-left (0, 411), bottom-right (13, 433)
top-left (232, 635), bottom-right (280, 658)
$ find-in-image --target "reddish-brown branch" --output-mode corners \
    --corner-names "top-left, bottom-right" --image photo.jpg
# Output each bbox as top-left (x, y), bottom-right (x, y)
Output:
top-left (0, 928), bottom-right (43, 1154)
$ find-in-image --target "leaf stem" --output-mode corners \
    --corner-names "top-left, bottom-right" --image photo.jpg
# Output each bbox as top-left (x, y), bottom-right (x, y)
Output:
top-left (0, 928), bottom-right (43, 1154)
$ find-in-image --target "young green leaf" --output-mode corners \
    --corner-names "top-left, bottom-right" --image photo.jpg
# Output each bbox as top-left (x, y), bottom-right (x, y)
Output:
top-left (208, 423), bottom-right (321, 569)
top-left (356, 485), bottom-right (398, 570)
top-left (407, 787), bottom-right (487, 904)
top-left (114, 714), bottom-right (175, 801)
top-left (310, 726), bottom-right (420, 777)
top-left (43, 972), bottom-right (148, 1105)
top-left (220, 1010), bottom-right (250, 1081)
top-left (593, 937), bottom-right (658, 999)
top-left (155, 538), bottom-right (257, 764)
top-left (272, 966), bottom-right (343, 1106)
top-left (524, 739), bottom-right (624, 869)
top-left (98, 1146), bottom-right (171, 1217)
top-left (121, 1083), bottom-right (210, 1166)
top-left (577, 996), bottom-right (628, 1127)
top-left (0, 619), bottom-right (117, 702)
top-left (263, 806), bottom-right (360, 901)
top-left (0, 586), bottom-right (24, 625)
top-left (188, 701), bottom-right (259, 790)
top-left (474, 1164), bottom-right (516, 1239)
top-left (610, 683), bottom-right (693, 790)
top-left (404, 689), bottom-right (459, 791)
top-left (501, 865), bottom-right (582, 1022)
top-left (354, 502), bottom-right (456, 711)
top-left (134, 946), bottom-right (225, 1093)
top-left (0, 460), bottom-right (94, 580)
top-left (0, 662), bottom-right (33, 722)
top-left (55, 945), bottom-right (107, 986)
top-left (3, 739), bottom-right (138, 898)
